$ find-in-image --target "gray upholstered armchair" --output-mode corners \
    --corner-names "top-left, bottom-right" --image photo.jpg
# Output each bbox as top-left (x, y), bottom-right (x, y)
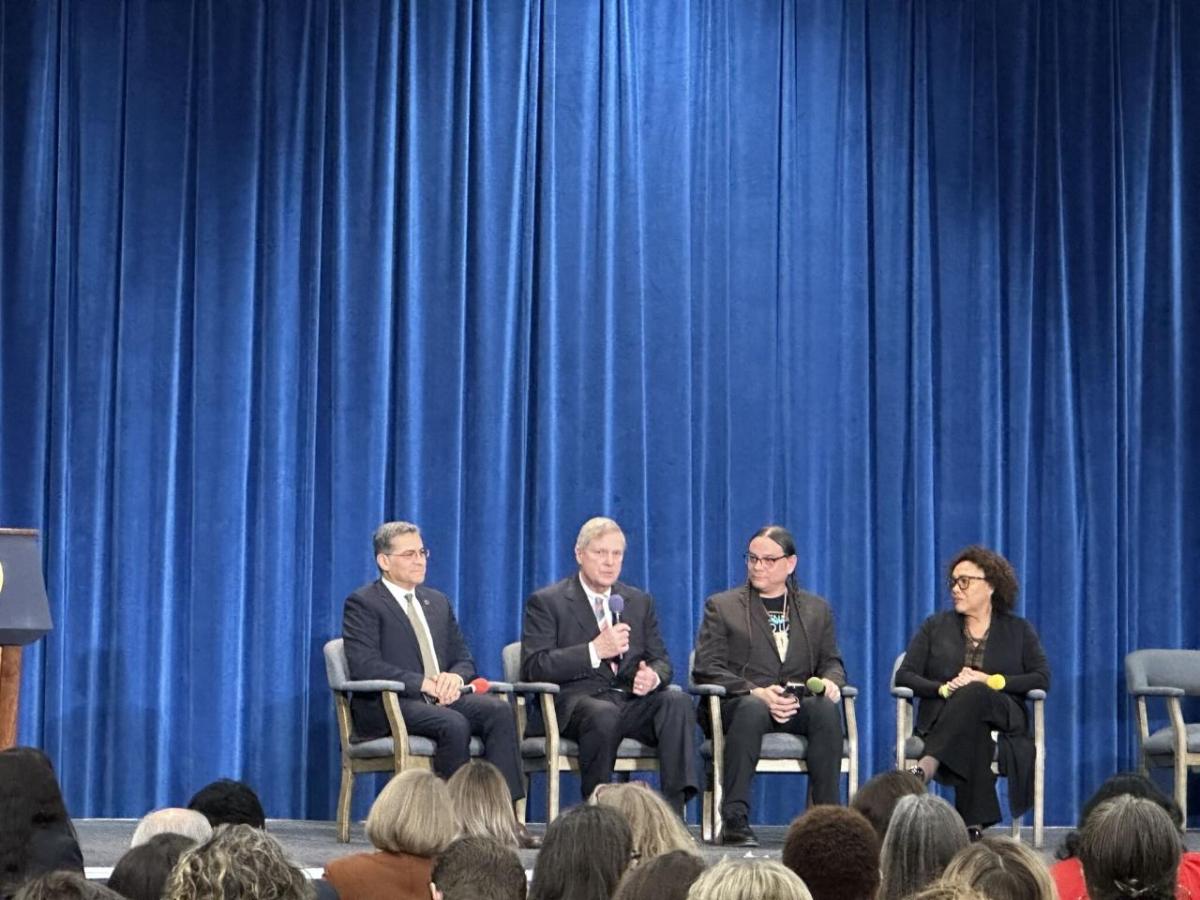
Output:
top-left (1126, 649), bottom-right (1200, 821)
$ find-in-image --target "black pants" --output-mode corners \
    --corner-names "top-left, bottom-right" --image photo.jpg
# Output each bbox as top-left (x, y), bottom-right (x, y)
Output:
top-left (562, 689), bottom-right (699, 805)
top-left (714, 693), bottom-right (843, 819)
top-left (920, 681), bottom-right (1025, 827)
top-left (397, 693), bottom-right (525, 800)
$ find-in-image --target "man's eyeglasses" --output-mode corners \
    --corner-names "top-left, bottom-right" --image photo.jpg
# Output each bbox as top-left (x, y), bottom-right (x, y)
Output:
top-left (388, 548), bottom-right (431, 561)
top-left (745, 553), bottom-right (786, 568)
top-left (948, 574), bottom-right (987, 592)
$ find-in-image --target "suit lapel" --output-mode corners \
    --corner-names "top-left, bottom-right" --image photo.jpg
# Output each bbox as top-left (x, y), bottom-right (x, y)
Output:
top-left (373, 580), bottom-right (424, 655)
top-left (743, 589), bottom-right (780, 658)
top-left (568, 575), bottom-right (602, 637)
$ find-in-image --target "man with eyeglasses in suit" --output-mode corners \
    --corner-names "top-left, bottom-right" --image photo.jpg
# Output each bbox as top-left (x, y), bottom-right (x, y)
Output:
top-left (342, 521), bottom-right (535, 843)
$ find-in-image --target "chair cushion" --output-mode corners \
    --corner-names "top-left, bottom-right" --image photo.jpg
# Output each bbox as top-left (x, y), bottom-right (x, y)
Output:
top-left (520, 737), bottom-right (659, 761)
top-left (1144, 724), bottom-right (1200, 758)
top-left (347, 736), bottom-right (484, 759)
top-left (699, 734), bottom-right (851, 760)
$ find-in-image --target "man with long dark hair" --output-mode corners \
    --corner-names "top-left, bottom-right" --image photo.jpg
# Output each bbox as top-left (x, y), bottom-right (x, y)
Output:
top-left (693, 524), bottom-right (847, 846)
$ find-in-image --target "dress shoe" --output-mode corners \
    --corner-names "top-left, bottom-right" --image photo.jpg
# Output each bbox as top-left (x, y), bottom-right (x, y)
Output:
top-left (908, 764), bottom-right (928, 783)
top-left (967, 826), bottom-right (984, 843)
top-left (514, 821), bottom-right (543, 849)
top-left (718, 812), bottom-right (759, 847)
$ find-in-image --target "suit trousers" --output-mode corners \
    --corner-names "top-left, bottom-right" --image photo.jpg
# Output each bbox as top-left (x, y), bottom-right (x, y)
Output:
top-left (562, 689), bottom-right (698, 805)
top-left (920, 681), bottom-right (1025, 827)
top-left (396, 693), bottom-right (525, 800)
top-left (716, 693), bottom-right (843, 819)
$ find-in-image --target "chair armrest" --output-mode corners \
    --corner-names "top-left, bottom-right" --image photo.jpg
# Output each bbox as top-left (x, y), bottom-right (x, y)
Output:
top-left (664, 683), bottom-right (682, 692)
top-left (340, 678), bottom-right (408, 693)
top-left (512, 681), bottom-right (561, 694)
top-left (484, 681), bottom-right (514, 694)
top-left (891, 686), bottom-right (914, 699)
top-left (841, 686), bottom-right (858, 699)
top-left (1025, 689), bottom-right (1047, 701)
top-left (688, 683), bottom-right (727, 697)
top-left (1129, 686), bottom-right (1185, 697)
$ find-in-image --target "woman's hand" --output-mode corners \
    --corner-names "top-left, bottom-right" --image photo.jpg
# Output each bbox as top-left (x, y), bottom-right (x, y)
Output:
top-left (942, 667), bottom-right (989, 694)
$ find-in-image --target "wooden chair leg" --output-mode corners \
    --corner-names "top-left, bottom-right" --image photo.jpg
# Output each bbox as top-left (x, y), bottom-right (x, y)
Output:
top-left (548, 767), bottom-right (561, 822)
top-left (337, 767), bottom-right (354, 844)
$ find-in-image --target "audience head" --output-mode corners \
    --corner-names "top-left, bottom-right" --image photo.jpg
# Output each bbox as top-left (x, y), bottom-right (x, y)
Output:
top-left (0, 746), bottom-right (76, 895)
top-left (186, 779), bottom-right (266, 829)
top-left (108, 833), bottom-right (196, 900)
top-left (430, 835), bottom-right (527, 900)
top-left (1079, 796), bottom-right (1182, 900)
top-left (447, 760), bottom-right (519, 848)
top-left (1058, 772), bottom-right (1183, 861)
top-left (592, 783), bottom-right (697, 863)
top-left (687, 858), bottom-right (812, 900)
top-left (130, 808), bottom-right (213, 847)
top-left (851, 769), bottom-right (926, 840)
top-left (366, 769), bottom-right (456, 858)
top-left (529, 804), bottom-right (632, 900)
top-left (163, 823), bottom-right (312, 900)
top-left (782, 806), bottom-right (880, 900)
top-left (13, 871), bottom-right (122, 900)
top-left (613, 850), bottom-right (706, 900)
top-left (904, 882), bottom-right (990, 900)
top-left (878, 793), bottom-right (969, 900)
top-left (942, 837), bottom-right (1056, 900)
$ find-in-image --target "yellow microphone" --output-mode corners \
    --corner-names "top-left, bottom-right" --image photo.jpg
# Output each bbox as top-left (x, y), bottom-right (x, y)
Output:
top-left (986, 673), bottom-right (1006, 691)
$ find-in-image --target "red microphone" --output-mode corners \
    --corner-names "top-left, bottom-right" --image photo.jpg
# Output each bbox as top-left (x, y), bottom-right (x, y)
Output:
top-left (461, 677), bottom-right (491, 694)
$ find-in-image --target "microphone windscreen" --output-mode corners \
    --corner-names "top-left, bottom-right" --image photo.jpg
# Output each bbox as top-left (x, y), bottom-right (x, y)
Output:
top-left (805, 676), bottom-right (826, 695)
top-left (469, 677), bottom-right (490, 694)
top-left (609, 594), bottom-right (625, 615)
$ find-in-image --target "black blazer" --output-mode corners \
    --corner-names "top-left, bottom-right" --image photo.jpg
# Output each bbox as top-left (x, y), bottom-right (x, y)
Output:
top-left (895, 609), bottom-right (1050, 736)
top-left (692, 584), bottom-right (846, 695)
top-left (520, 575), bottom-right (672, 725)
top-left (342, 579), bottom-right (477, 741)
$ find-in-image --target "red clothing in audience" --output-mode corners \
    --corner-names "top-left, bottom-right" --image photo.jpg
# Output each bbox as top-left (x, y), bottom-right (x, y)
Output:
top-left (323, 849), bottom-right (433, 900)
top-left (1050, 853), bottom-right (1200, 900)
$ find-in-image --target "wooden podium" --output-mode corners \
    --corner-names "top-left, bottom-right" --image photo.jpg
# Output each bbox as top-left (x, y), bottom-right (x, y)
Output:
top-left (0, 529), bottom-right (53, 749)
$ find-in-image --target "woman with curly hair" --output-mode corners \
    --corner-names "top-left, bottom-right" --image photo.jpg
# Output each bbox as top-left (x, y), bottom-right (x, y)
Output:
top-left (895, 546), bottom-right (1050, 835)
top-left (0, 747), bottom-right (83, 900)
top-left (163, 824), bottom-right (313, 900)
top-left (592, 783), bottom-right (698, 864)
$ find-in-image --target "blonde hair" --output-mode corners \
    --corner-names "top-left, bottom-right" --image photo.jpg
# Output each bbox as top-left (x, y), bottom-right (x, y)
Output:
top-left (575, 517), bottom-right (625, 552)
top-left (447, 760), bottom-right (518, 848)
top-left (905, 881), bottom-right (991, 900)
top-left (162, 824), bottom-right (312, 900)
top-left (365, 770), bottom-right (456, 857)
top-left (687, 859), bottom-right (813, 900)
top-left (592, 783), bottom-right (697, 863)
top-left (943, 837), bottom-right (1056, 900)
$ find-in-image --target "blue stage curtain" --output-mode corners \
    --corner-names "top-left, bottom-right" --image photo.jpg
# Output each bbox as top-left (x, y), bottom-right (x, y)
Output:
top-left (1, 0), bottom-right (1197, 823)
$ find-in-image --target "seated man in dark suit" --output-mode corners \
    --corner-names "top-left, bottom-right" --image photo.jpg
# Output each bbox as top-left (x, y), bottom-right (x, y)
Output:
top-left (520, 516), bottom-right (698, 811)
top-left (343, 521), bottom-right (531, 842)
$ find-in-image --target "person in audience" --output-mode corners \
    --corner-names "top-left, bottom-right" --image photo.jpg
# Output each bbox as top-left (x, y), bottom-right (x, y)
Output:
top-left (447, 761), bottom-right (521, 848)
top-left (528, 804), bottom-right (633, 900)
top-left (429, 836), bottom-right (526, 900)
top-left (129, 808), bottom-right (212, 847)
top-left (850, 769), bottom-right (926, 841)
top-left (612, 850), bottom-right (706, 900)
top-left (895, 546), bottom-right (1050, 838)
top-left (323, 770), bottom-right (455, 900)
top-left (163, 824), bottom-right (313, 900)
top-left (905, 882), bottom-right (989, 900)
top-left (108, 834), bottom-right (195, 900)
top-left (687, 859), bottom-right (813, 900)
top-left (692, 524), bottom-right (848, 846)
top-left (782, 806), bottom-right (880, 900)
top-left (592, 783), bottom-right (699, 863)
top-left (941, 837), bottom-right (1056, 900)
top-left (1078, 796), bottom-right (1182, 900)
top-left (0, 747), bottom-right (84, 900)
top-left (878, 793), bottom-right (969, 900)
top-left (186, 779), bottom-right (267, 829)
top-left (13, 872), bottom-right (122, 900)
top-left (520, 517), bottom-right (698, 811)
top-left (1051, 772), bottom-right (1200, 900)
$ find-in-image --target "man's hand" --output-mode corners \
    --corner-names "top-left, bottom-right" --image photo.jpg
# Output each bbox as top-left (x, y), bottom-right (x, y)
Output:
top-left (631, 660), bottom-right (660, 696)
top-left (422, 672), bottom-right (463, 706)
top-left (820, 678), bottom-right (841, 704)
top-left (751, 684), bottom-right (800, 723)
top-left (592, 621), bottom-right (631, 660)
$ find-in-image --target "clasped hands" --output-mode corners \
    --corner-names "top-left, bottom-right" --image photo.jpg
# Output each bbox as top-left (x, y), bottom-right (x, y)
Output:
top-left (940, 667), bottom-right (990, 695)
top-left (752, 679), bottom-right (840, 723)
top-left (421, 672), bottom-right (464, 705)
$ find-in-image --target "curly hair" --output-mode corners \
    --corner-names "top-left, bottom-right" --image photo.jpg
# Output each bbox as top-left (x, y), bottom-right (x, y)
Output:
top-left (0, 747), bottom-right (76, 897)
top-left (948, 546), bottom-right (1020, 614)
top-left (782, 806), bottom-right (880, 900)
top-left (162, 824), bottom-right (313, 900)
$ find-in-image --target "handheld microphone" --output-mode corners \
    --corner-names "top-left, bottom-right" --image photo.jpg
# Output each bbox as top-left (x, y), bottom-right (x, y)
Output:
top-left (609, 594), bottom-right (625, 624)
top-left (805, 676), bottom-right (826, 695)
top-left (461, 677), bottom-right (491, 694)
top-left (784, 676), bottom-right (828, 698)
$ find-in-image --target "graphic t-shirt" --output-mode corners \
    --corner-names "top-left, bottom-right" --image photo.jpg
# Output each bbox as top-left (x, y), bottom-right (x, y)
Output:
top-left (760, 594), bottom-right (788, 662)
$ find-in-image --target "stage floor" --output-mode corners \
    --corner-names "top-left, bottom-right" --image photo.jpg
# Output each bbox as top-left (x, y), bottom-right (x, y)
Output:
top-left (75, 819), bottom-right (1200, 878)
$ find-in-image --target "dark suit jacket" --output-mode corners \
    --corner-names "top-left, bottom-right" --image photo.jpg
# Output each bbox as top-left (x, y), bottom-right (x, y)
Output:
top-left (895, 609), bottom-right (1050, 735)
top-left (520, 575), bottom-right (672, 725)
top-left (693, 584), bottom-right (846, 695)
top-left (323, 849), bottom-right (431, 900)
top-left (342, 579), bottom-right (477, 741)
